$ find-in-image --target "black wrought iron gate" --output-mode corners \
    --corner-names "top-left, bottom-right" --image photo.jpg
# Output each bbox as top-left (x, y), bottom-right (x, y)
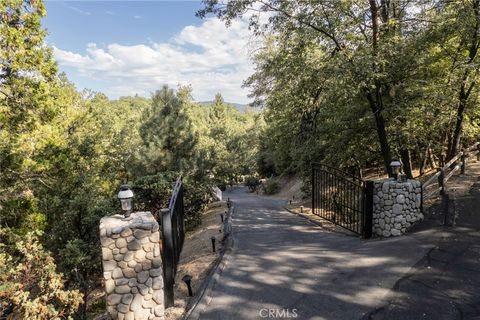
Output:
top-left (312, 163), bottom-right (373, 238)
top-left (160, 176), bottom-right (185, 308)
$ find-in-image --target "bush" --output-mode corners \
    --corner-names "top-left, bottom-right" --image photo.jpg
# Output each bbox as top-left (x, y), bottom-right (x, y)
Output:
top-left (244, 176), bottom-right (260, 192)
top-left (263, 180), bottom-right (279, 195)
top-left (132, 172), bottom-right (213, 230)
top-left (132, 172), bottom-right (177, 213)
top-left (0, 229), bottom-right (83, 319)
top-left (183, 178), bottom-right (214, 230)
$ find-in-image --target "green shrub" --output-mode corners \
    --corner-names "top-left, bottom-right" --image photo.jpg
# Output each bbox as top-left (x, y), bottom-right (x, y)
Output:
top-left (244, 176), bottom-right (260, 192)
top-left (132, 172), bottom-right (213, 230)
top-left (0, 229), bottom-right (83, 319)
top-left (263, 180), bottom-right (279, 195)
top-left (183, 178), bottom-right (213, 230)
top-left (132, 172), bottom-right (177, 213)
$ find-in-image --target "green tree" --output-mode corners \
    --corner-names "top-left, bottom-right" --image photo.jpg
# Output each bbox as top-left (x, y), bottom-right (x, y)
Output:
top-left (199, 0), bottom-right (480, 178)
top-left (0, 0), bottom-right (58, 231)
top-left (139, 85), bottom-right (197, 174)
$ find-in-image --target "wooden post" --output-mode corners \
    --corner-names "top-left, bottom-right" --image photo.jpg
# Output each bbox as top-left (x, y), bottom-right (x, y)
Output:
top-left (461, 150), bottom-right (466, 174)
top-left (438, 168), bottom-right (445, 195)
top-left (477, 143), bottom-right (480, 161)
top-left (442, 193), bottom-right (450, 226)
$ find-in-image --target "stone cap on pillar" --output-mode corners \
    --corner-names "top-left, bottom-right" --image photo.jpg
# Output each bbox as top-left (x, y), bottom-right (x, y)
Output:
top-left (100, 211), bottom-right (159, 236)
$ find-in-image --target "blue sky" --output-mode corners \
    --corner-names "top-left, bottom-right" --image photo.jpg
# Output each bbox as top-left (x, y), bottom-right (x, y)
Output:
top-left (43, 1), bottom-right (255, 103)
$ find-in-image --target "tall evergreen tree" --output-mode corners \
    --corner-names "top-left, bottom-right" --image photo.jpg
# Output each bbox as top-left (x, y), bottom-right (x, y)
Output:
top-left (139, 85), bottom-right (197, 174)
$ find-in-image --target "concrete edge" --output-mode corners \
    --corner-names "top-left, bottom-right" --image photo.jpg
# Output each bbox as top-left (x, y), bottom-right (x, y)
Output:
top-left (182, 203), bottom-right (235, 320)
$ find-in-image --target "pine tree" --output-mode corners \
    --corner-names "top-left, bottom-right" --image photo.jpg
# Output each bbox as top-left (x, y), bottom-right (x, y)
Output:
top-left (139, 85), bottom-right (197, 174)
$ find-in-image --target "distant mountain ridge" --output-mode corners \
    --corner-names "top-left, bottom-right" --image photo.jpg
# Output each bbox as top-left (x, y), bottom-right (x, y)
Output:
top-left (197, 101), bottom-right (260, 113)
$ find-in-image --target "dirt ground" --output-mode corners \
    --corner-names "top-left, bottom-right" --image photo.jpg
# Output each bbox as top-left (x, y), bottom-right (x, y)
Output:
top-left (264, 175), bottom-right (305, 201)
top-left (165, 201), bottom-right (227, 320)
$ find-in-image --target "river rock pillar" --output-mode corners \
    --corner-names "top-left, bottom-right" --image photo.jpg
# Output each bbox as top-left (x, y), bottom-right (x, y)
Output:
top-left (372, 179), bottom-right (424, 237)
top-left (100, 211), bottom-right (164, 320)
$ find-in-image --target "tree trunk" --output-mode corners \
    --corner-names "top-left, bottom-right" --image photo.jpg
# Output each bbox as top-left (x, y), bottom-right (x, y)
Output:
top-left (75, 271), bottom-right (89, 320)
top-left (367, 0), bottom-right (393, 176)
top-left (366, 92), bottom-right (392, 176)
top-left (354, 158), bottom-right (363, 179)
top-left (448, 73), bottom-right (474, 160)
top-left (447, 0), bottom-right (479, 160)
top-left (419, 145), bottom-right (430, 176)
top-left (428, 147), bottom-right (437, 169)
top-left (400, 148), bottom-right (414, 179)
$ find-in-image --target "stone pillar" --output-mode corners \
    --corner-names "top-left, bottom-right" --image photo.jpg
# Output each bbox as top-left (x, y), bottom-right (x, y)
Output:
top-left (100, 211), bottom-right (164, 320)
top-left (372, 179), bottom-right (424, 237)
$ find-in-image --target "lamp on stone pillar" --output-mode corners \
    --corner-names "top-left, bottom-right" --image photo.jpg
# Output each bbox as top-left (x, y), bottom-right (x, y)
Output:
top-left (117, 184), bottom-right (134, 218)
top-left (389, 159), bottom-right (402, 180)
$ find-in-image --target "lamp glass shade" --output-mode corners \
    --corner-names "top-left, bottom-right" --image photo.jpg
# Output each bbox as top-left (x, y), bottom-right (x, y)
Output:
top-left (389, 159), bottom-right (402, 176)
top-left (118, 185), bottom-right (134, 215)
top-left (120, 198), bottom-right (133, 212)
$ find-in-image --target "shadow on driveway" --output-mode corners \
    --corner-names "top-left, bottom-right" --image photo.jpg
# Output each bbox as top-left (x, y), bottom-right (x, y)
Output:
top-left (194, 187), bottom-right (432, 320)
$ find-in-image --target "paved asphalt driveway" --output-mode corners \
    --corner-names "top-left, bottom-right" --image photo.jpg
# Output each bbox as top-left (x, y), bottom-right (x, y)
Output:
top-left (192, 187), bottom-right (431, 320)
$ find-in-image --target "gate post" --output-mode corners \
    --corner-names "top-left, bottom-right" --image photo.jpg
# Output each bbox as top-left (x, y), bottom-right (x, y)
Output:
top-left (99, 212), bottom-right (164, 320)
top-left (364, 181), bottom-right (374, 239)
top-left (161, 208), bottom-right (175, 308)
top-left (311, 164), bottom-right (315, 215)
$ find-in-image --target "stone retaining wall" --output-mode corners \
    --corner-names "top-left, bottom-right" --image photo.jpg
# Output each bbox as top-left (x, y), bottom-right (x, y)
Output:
top-left (100, 211), bottom-right (164, 320)
top-left (372, 179), bottom-right (424, 237)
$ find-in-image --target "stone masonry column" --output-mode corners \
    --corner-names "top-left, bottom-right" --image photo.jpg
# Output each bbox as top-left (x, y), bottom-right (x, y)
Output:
top-left (372, 180), bottom-right (423, 237)
top-left (100, 211), bottom-right (164, 320)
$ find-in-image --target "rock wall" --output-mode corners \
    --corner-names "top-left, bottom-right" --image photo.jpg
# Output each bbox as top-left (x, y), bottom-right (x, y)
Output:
top-left (372, 179), bottom-right (423, 237)
top-left (100, 211), bottom-right (164, 320)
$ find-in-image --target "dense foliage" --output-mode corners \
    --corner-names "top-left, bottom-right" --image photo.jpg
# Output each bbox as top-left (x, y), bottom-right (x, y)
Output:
top-left (200, 0), bottom-right (480, 179)
top-left (0, 230), bottom-right (83, 319)
top-left (0, 1), bottom-right (260, 318)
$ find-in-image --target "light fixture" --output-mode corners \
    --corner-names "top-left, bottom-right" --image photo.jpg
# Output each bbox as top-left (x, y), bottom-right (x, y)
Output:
top-left (182, 275), bottom-right (193, 296)
top-left (118, 184), bottom-right (134, 218)
top-left (389, 159), bottom-right (402, 180)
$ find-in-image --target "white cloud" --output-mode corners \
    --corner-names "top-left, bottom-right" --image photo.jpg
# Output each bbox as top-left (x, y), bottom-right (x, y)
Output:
top-left (68, 6), bottom-right (91, 16)
top-left (53, 17), bottom-right (257, 104)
